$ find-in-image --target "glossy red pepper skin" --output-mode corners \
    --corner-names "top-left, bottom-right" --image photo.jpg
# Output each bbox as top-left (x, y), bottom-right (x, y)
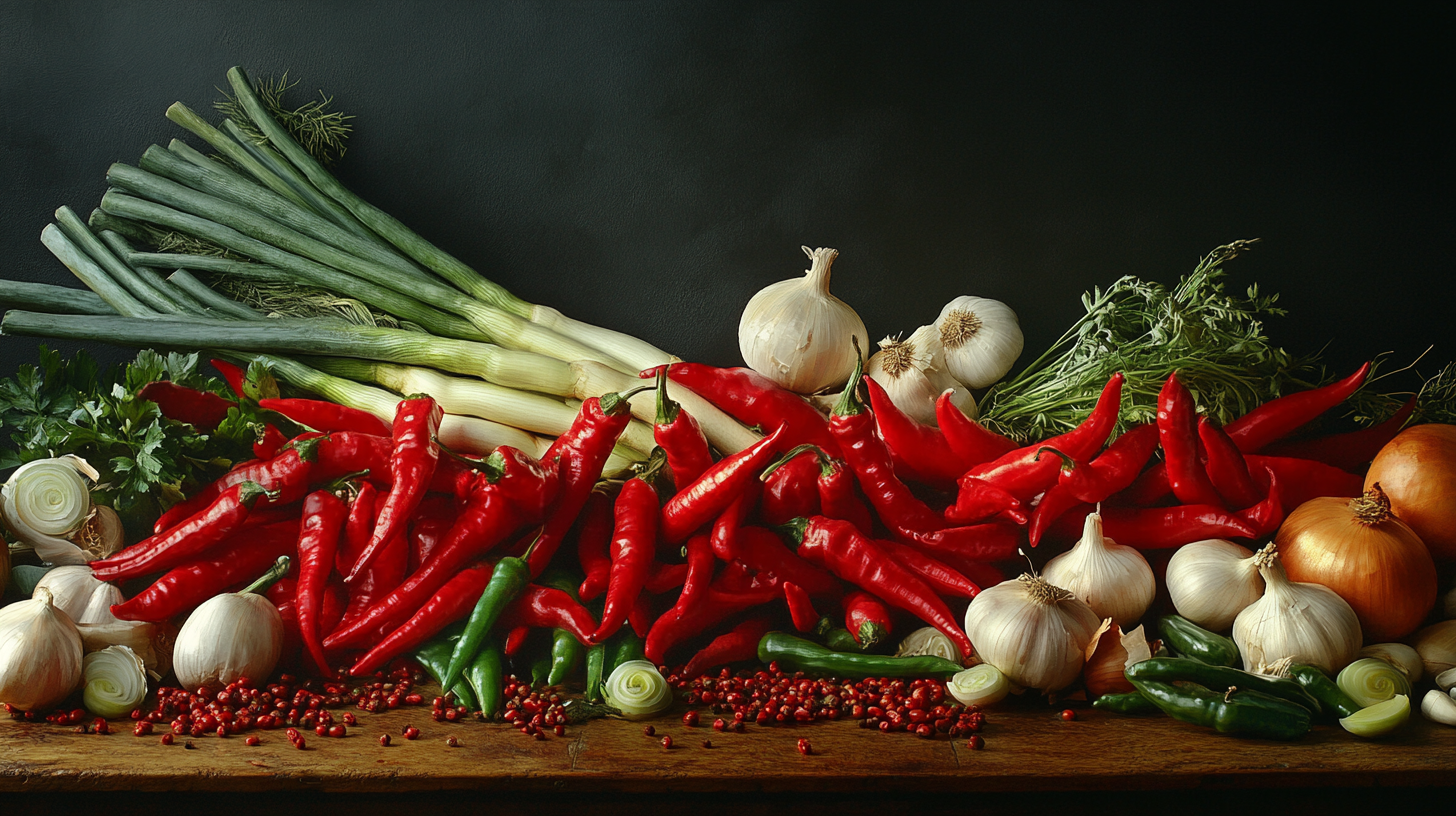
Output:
top-left (735, 526), bottom-right (841, 597)
top-left (592, 476), bottom-right (661, 643)
top-left (479, 446), bottom-right (560, 522)
top-left (936, 391), bottom-right (1019, 465)
top-left (1157, 373), bottom-right (1225, 506)
top-left (843, 590), bottom-right (892, 647)
top-left (497, 585), bottom-right (599, 645)
top-left (348, 561), bottom-right (495, 676)
top-left (645, 577), bottom-right (782, 665)
top-left (1052, 503), bottom-right (1260, 549)
top-left (157, 443), bottom-right (318, 529)
top-left (828, 407), bottom-right (947, 538)
top-left (1238, 467), bottom-right (1284, 539)
top-left (627, 592), bottom-right (655, 639)
top-left (656, 363), bottom-right (840, 456)
top-left (209, 358), bottom-right (248, 400)
top-left (815, 456), bottom-right (874, 535)
top-left (340, 529), bottom-right (406, 631)
top-left (349, 396), bottom-right (443, 582)
top-left (575, 489), bottom-right (615, 602)
top-left (92, 481), bottom-right (269, 581)
top-left (760, 450), bottom-right (822, 527)
top-left (709, 482), bottom-right (760, 561)
top-left (675, 531), bottom-right (716, 622)
top-left (875, 538), bottom-right (981, 599)
top-left (297, 489), bottom-right (347, 677)
top-left (1198, 418), bottom-right (1264, 509)
top-left (791, 515), bottom-right (973, 659)
top-left (945, 475), bottom-right (1026, 526)
top-left (259, 397), bottom-right (392, 436)
top-left (1026, 477), bottom-right (1084, 548)
top-left (680, 615), bottom-right (774, 678)
top-left (269, 579), bottom-right (347, 674)
top-left (1052, 423), bottom-right (1161, 503)
top-left (783, 582), bottom-right (820, 632)
top-left (110, 520), bottom-right (299, 623)
top-left (1247, 455), bottom-right (1364, 508)
top-left (652, 367), bottom-right (714, 489)
top-left (1225, 362), bottom-right (1370, 453)
top-left (661, 425), bottom-right (787, 544)
top-left (406, 495), bottom-right (458, 574)
top-left (864, 377), bottom-right (967, 488)
top-left (138, 380), bottom-right (234, 431)
top-left (967, 373), bottom-right (1125, 500)
top-left (252, 424), bottom-right (288, 460)
top-left (643, 561), bottom-right (689, 594)
top-left (1262, 396), bottom-right (1416, 471)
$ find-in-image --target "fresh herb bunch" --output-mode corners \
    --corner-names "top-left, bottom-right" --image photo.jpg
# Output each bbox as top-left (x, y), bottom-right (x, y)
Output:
top-left (215, 71), bottom-right (353, 167)
top-left (979, 241), bottom-right (1324, 442)
top-left (0, 347), bottom-right (261, 536)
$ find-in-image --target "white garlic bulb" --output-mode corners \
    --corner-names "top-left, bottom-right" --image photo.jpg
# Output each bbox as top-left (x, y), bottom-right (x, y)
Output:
top-left (738, 246), bottom-right (869, 395)
top-left (866, 325), bottom-right (976, 424)
top-left (1041, 511), bottom-right (1156, 628)
top-left (173, 557), bottom-right (287, 691)
top-left (1165, 539), bottom-right (1265, 632)
top-left (1, 455), bottom-right (98, 565)
top-left (34, 565), bottom-right (124, 625)
top-left (1233, 547), bottom-right (1362, 674)
top-left (935, 296), bottom-right (1024, 389)
top-left (0, 586), bottom-right (84, 711)
top-left (963, 573), bottom-right (1101, 693)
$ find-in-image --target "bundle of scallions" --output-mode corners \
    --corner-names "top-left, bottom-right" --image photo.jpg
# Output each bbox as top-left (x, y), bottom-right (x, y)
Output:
top-left (0, 67), bottom-right (760, 466)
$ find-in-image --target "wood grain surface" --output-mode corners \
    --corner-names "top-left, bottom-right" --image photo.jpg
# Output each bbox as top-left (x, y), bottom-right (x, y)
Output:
top-left (3, 691), bottom-right (1454, 795)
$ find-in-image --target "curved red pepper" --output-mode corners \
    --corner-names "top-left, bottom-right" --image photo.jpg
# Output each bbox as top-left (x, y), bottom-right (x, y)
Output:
top-left (1225, 362), bottom-right (1370, 453)
top-left (680, 615), bottom-right (774, 678)
top-left (1239, 466), bottom-right (1284, 539)
top-left (816, 454), bottom-right (874, 535)
top-left (643, 561), bottom-right (689, 594)
top-left (349, 395), bottom-right (442, 582)
top-left (864, 377), bottom-right (967, 488)
top-left (252, 424), bottom-right (288, 460)
top-left (477, 446), bottom-right (560, 522)
top-left (1026, 476), bottom-right (1083, 548)
top-left (497, 584), bottom-right (598, 646)
top-left (652, 367), bottom-right (714, 489)
top-left (138, 380), bottom-right (234, 431)
top-left (675, 531), bottom-right (716, 622)
top-left (1262, 395), bottom-right (1416, 471)
top-left (259, 397), bottom-right (392, 436)
top-left (575, 488), bottom-right (615, 602)
top-left (340, 529), bottom-right (406, 631)
top-left (945, 475), bottom-right (1026, 526)
top-left (209, 358), bottom-right (247, 400)
top-left (1157, 372), bottom-right (1225, 507)
top-left (1198, 418), bottom-right (1264, 509)
top-left (660, 424), bottom-right (787, 544)
top-left (92, 481), bottom-right (270, 581)
top-left (875, 538), bottom-right (981, 599)
top-left (406, 494), bottom-right (458, 574)
top-left (297, 488), bottom-right (347, 677)
top-left (783, 582), bottom-right (820, 632)
top-left (348, 560), bottom-right (495, 677)
top-left (654, 362), bottom-right (840, 456)
top-left (843, 589), bottom-right (892, 647)
top-left (936, 390), bottom-right (1018, 464)
top-left (592, 474), bottom-right (661, 643)
top-left (158, 442), bottom-right (318, 529)
top-left (759, 448), bottom-right (822, 527)
top-left (709, 482), bottom-right (760, 561)
top-left (736, 526), bottom-right (841, 597)
top-left (645, 577), bottom-right (781, 665)
top-left (1247, 454), bottom-right (1364, 508)
top-left (110, 520), bottom-right (299, 623)
top-left (1051, 423), bottom-right (1161, 503)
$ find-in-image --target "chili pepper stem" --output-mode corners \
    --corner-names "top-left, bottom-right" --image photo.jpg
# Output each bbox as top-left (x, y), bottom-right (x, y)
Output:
top-left (241, 556), bottom-right (292, 596)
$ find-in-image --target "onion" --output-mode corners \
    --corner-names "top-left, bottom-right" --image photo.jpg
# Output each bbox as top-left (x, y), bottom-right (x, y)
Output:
top-left (1364, 423), bottom-right (1456, 561)
top-left (1275, 485), bottom-right (1437, 641)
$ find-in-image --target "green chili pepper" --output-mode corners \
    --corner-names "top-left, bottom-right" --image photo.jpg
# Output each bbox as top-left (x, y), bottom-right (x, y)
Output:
top-left (607, 631), bottom-right (646, 676)
top-left (1129, 678), bottom-right (1312, 740)
top-left (1159, 615), bottom-right (1240, 667)
top-left (1125, 657), bottom-right (1322, 714)
top-left (1286, 662), bottom-right (1362, 719)
top-left (414, 627), bottom-right (479, 711)
top-left (442, 554), bottom-right (532, 692)
top-left (530, 650), bottom-right (553, 687)
top-left (585, 641), bottom-right (608, 703)
top-left (758, 632), bottom-right (964, 679)
top-left (1092, 691), bottom-right (1161, 715)
top-left (464, 636), bottom-right (504, 718)
top-left (548, 627), bottom-right (584, 686)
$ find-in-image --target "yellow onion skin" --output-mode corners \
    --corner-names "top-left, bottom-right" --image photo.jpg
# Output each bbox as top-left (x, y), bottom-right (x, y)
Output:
top-left (1276, 492), bottom-right (1437, 642)
top-left (1365, 424), bottom-right (1456, 561)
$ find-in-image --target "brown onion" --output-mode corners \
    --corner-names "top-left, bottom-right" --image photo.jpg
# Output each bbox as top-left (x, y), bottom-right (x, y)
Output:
top-left (1365, 424), bottom-right (1456, 561)
top-left (1276, 484), bottom-right (1437, 641)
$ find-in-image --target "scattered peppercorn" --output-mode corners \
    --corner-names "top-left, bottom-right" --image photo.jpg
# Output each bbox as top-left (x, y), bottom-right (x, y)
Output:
top-left (160, 733), bottom-right (174, 745)
top-left (701, 739), bottom-right (713, 749)
top-left (966, 735), bottom-right (984, 750)
top-left (245, 735), bottom-right (261, 746)
top-left (660, 735), bottom-right (673, 749)
top-left (643, 724), bottom-right (656, 737)
top-left (1061, 709), bottom-right (1077, 722)
top-left (797, 738), bottom-right (812, 756)
top-left (445, 735), bottom-right (461, 747)
top-left (379, 734), bottom-right (392, 746)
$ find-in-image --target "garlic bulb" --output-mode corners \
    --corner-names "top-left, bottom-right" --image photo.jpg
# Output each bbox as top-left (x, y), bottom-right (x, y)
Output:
top-left (738, 246), bottom-right (869, 395)
top-left (1411, 620), bottom-right (1456, 678)
top-left (173, 557), bottom-right (287, 691)
top-left (0, 586), bottom-right (84, 711)
top-left (935, 296), bottom-right (1024, 389)
top-left (1359, 643), bottom-right (1423, 683)
top-left (1, 455), bottom-right (98, 565)
top-left (1232, 547), bottom-right (1362, 674)
top-left (82, 645), bottom-right (148, 719)
top-left (1165, 539), bottom-right (1265, 632)
top-left (1042, 511), bottom-right (1156, 628)
top-left (602, 659), bottom-right (672, 719)
top-left (866, 326), bottom-right (976, 424)
top-left (963, 573), bottom-right (1101, 693)
top-left (34, 565), bottom-right (123, 625)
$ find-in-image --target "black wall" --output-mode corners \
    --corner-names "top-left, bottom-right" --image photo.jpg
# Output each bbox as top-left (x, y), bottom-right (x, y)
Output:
top-left (3, 1), bottom-right (1452, 384)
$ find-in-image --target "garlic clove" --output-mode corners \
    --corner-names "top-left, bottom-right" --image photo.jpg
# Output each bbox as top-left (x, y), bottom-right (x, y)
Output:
top-left (1420, 689), bottom-right (1456, 727)
top-left (1358, 643), bottom-right (1424, 683)
top-left (1165, 539), bottom-right (1263, 632)
top-left (935, 296), bottom-right (1024, 389)
top-left (738, 246), bottom-right (869, 395)
top-left (34, 565), bottom-right (113, 622)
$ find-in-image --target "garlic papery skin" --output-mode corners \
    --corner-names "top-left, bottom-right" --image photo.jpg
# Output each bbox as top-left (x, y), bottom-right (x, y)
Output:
top-left (866, 326), bottom-right (976, 424)
top-left (1232, 548), bottom-right (1363, 674)
top-left (738, 246), bottom-right (869, 395)
top-left (963, 573), bottom-right (1101, 693)
top-left (78, 620), bottom-right (175, 679)
top-left (603, 659), bottom-right (672, 719)
top-left (82, 645), bottom-right (148, 719)
top-left (0, 586), bottom-right (84, 711)
top-left (1359, 643), bottom-right (1424, 684)
top-left (1165, 539), bottom-right (1265, 632)
top-left (935, 296), bottom-right (1024, 389)
top-left (1042, 511), bottom-right (1156, 629)
top-left (172, 557), bottom-right (287, 692)
top-left (34, 565), bottom-right (123, 625)
top-left (1, 456), bottom-right (97, 566)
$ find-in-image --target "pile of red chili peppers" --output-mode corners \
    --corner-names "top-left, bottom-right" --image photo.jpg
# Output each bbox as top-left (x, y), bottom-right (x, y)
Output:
top-left (109, 349), bottom-right (1394, 719)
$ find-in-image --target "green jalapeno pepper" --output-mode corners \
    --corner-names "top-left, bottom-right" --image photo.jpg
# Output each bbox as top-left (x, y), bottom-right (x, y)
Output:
top-left (1129, 678), bottom-right (1312, 740)
top-left (548, 627), bottom-right (584, 686)
top-left (585, 641), bottom-right (608, 703)
top-left (1286, 662), bottom-right (1361, 719)
top-left (464, 636), bottom-right (504, 718)
top-left (1159, 615), bottom-right (1240, 667)
top-left (442, 554), bottom-right (532, 692)
top-left (1092, 691), bottom-right (1161, 715)
top-left (1126, 657), bottom-right (1322, 714)
top-left (758, 632), bottom-right (964, 679)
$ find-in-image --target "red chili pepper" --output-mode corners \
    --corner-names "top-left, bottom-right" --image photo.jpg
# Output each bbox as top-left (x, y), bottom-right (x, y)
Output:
top-left (1047, 423), bottom-right (1161, 503)
top-left (758, 447), bottom-right (822, 527)
top-left (1247, 454), bottom-right (1364, 508)
top-left (269, 579), bottom-right (348, 675)
top-left (209, 358), bottom-right (247, 400)
top-left (735, 526), bottom-right (841, 597)
top-left (259, 397), bottom-right (392, 436)
top-left (296, 488), bottom-right (348, 678)
top-left (1225, 362), bottom-right (1370, 453)
top-left (627, 592), bottom-right (655, 639)
top-left (675, 531), bottom-right (716, 622)
top-left (643, 561), bottom-right (688, 594)
top-left (575, 488), bottom-right (615, 602)
top-left (304, 430), bottom-right (464, 494)
top-left (782, 582), bottom-right (819, 632)
top-left (1025, 475), bottom-right (1084, 548)
top-left (967, 373), bottom-right (1124, 501)
top-left (815, 453), bottom-right (874, 535)
top-left (929, 552), bottom-right (1008, 594)
top-left (110, 520), bottom-right (300, 623)
top-left (496, 584), bottom-right (598, 645)
top-left (340, 529), bottom-right (406, 631)
top-left (784, 515), bottom-right (973, 659)
top-left (592, 470), bottom-right (662, 643)
top-left (138, 380), bottom-right (233, 431)
top-left (864, 377), bottom-right (972, 488)
top-left (1238, 466), bottom-right (1284, 539)
top-left (406, 495), bottom-right (458, 574)
top-left (945, 475), bottom-right (1027, 526)
top-left (1262, 396), bottom-right (1417, 471)
top-left (348, 395), bottom-right (443, 582)
top-left (1052, 503), bottom-right (1260, 549)
top-left (1156, 372), bottom-right (1225, 507)
top-left (654, 363), bottom-right (839, 456)
top-left (660, 424), bottom-right (787, 544)
top-left (935, 390), bottom-right (1019, 464)
top-left (157, 441), bottom-right (319, 528)
top-left (709, 481), bottom-right (760, 561)
top-left (475, 446), bottom-right (560, 522)
top-left (843, 590), bottom-right (892, 648)
top-left (91, 481), bottom-right (271, 581)
top-left (644, 576), bottom-right (782, 665)
top-left (680, 615), bottom-right (774, 678)
top-left (348, 560), bottom-right (495, 676)
top-left (248, 425), bottom-right (285, 461)
top-left (651, 367), bottom-right (714, 489)
top-left (874, 538), bottom-right (981, 599)
top-left (1197, 418), bottom-right (1264, 509)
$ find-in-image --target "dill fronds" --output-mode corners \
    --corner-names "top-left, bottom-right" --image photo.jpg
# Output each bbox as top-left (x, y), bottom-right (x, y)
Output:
top-left (216, 72), bottom-right (352, 166)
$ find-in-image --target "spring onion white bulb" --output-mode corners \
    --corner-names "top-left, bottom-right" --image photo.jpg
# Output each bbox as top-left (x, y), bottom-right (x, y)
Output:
top-left (1232, 547), bottom-right (1362, 674)
top-left (935, 296), bottom-right (1023, 389)
top-left (1164, 539), bottom-right (1264, 632)
top-left (602, 659), bottom-right (672, 720)
top-left (1041, 511), bottom-right (1156, 628)
top-left (963, 573), bottom-right (1101, 693)
top-left (738, 246), bottom-right (868, 395)
top-left (865, 326), bottom-right (975, 424)
top-left (0, 587), bottom-right (84, 711)
top-left (1, 456), bottom-right (98, 565)
top-left (947, 664), bottom-right (1010, 707)
top-left (82, 645), bottom-right (148, 718)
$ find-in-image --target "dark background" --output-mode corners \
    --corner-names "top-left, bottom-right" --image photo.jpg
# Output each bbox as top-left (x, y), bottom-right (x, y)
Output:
top-left (2, 1), bottom-right (1452, 383)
